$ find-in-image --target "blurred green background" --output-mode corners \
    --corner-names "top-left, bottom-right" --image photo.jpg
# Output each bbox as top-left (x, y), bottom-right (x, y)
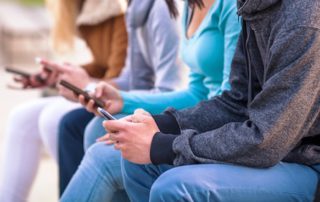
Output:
top-left (19, 0), bottom-right (44, 5)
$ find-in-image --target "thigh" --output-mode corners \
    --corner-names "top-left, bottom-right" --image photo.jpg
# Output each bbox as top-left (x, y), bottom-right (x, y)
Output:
top-left (84, 114), bottom-right (128, 150)
top-left (39, 97), bottom-right (81, 139)
top-left (150, 162), bottom-right (318, 202)
top-left (38, 97), bottom-right (81, 159)
top-left (61, 143), bottom-right (125, 202)
top-left (121, 159), bottom-right (173, 202)
top-left (5, 96), bottom-right (60, 141)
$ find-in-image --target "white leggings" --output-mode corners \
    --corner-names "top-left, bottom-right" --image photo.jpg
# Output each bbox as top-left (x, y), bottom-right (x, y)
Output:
top-left (0, 96), bottom-right (81, 202)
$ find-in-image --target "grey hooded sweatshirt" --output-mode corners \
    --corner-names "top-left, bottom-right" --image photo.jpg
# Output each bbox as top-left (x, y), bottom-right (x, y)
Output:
top-left (113, 0), bottom-right (183, 92)
top-left (151, 0), bottom-right (320, 168)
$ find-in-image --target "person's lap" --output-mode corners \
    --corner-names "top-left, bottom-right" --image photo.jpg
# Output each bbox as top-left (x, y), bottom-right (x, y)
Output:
top-left (61, 142), bottom-right (129, 202)
top-left (60, 113), bottom-right (130, 201)
top-left (122, 160), bottom-right (319, 202)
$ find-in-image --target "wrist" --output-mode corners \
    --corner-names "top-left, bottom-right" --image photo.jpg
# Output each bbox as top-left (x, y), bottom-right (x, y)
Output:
top-left (150, 132), bottom-right (177, 165)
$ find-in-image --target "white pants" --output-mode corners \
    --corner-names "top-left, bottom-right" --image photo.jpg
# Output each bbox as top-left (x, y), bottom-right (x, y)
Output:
top-left (0, 96), bottom-right (81, 202)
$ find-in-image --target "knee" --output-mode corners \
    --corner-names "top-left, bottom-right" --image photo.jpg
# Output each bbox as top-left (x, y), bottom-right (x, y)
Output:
top-left (84, 143), bottom-right (121, 170)
top-left (150, 167), bottom-right (215, 202)
top-left (8, 103), bottom-right (36, 126)
top-left (121, 159), bottom-right (143, 180)
top-left (150, 169), bottom-right (186, 202)
top-left (5, 103), bottom-right (41, 141)
top-left (59, 110), bottom-right (81, 141)
top-left (121, 159), bottom-right (149, 189)
top-left (38, 107), bottom-right (58, 138)
top-left (84, 117), bottom-right (105, 150)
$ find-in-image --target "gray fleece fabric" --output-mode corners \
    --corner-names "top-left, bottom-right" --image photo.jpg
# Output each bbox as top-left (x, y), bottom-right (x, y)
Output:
top-left (167, 0), bottom-right (320, 168)
top-left (113, 0), bottom-right (183, 92)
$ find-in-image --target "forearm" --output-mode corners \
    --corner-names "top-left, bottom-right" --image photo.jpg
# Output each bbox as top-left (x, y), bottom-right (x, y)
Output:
top-left (120, 87), bottom-right (208, 115)
top-left (151, 27), bottom-right (320, 167)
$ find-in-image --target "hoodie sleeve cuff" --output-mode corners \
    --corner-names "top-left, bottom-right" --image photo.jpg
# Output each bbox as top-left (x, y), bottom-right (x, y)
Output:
top-left (152, 114), bottom-right (180, 134)
top-left (150, 132), bottom-right (177, 165)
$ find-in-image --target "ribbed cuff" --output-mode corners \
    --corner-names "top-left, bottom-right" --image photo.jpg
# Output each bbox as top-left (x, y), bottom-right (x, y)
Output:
top-left (153, 114), bottom-right (180, 134)
top-left (150, 132), bottom-right (177, 165)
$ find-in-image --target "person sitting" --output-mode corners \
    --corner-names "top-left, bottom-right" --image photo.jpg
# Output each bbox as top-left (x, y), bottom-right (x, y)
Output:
top-left (57, 0), bottom-right (185, 196)
top-left (59, 0), bottom-right (241, 201)
top-left (0, 0), bottom-right (128, 201)
top-left (104, 0), bottom-right (320, 201)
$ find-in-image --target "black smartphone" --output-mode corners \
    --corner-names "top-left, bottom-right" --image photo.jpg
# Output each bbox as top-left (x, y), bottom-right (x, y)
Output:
top-left (5, 67), bottom-right (31, 77)
top-left (59, 80), bottom-right (105, 108)
top-left (5, 66), bottom-right (52, 83)
top-left (97, 107), bottom-right (116, 120)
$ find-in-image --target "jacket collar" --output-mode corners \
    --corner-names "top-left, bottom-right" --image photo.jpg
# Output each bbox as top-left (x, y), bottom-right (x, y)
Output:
top-left (126, 0), bottom-right (154, 28)
top-left (237, 0), bottom-right (281, 20)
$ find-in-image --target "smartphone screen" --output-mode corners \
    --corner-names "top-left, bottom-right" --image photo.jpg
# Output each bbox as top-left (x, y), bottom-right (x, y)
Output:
top-left (97, 107), bottom-right (116, 120)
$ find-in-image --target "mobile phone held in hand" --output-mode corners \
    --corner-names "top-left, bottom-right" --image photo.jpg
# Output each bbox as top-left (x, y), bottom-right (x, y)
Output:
top-left (59, 80), bottom-right (105, 108)
top-left (97, 107), bottom-right (116, 120)
top-left (5, 66), bottom-right (48, 83)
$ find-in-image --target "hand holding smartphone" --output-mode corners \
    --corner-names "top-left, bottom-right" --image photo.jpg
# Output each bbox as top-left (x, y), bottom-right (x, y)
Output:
top-left (59, 80), bottom-right (105, 108)
top-left (5, 65), bottom-right (53, 84)
top-left (5, 66), bottom-right (48, 85)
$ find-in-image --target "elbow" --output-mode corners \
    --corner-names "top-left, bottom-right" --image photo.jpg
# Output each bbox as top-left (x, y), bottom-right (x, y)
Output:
top-left (257, 156), bottom-right (280, 168)
top-left (246, 147), bottom-right (283, 168)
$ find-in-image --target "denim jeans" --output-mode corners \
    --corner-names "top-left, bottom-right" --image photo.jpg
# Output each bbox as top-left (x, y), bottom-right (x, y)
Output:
top-left (58, 108), bottom-right (95, 194)
top-left (84, 115), bottom-right (127, 150)
top-left (122, 160), bottom-right (319, 202)
top-left (60, 115), bottom-right (129, 202)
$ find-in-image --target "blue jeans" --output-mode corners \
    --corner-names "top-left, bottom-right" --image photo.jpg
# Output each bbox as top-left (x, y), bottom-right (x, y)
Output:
top-left (84, 115), bottom-right (128, 149)
top-left (58, 108), bottom-right (94, 194)
top-left (61, 115), bottom-right (129, 202)
top-left (122, 160), bottom-right (319, 202)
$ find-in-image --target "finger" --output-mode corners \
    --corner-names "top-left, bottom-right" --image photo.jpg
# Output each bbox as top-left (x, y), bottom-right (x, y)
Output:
top-left (86, 99), bottom-right (96, 113)
top-left (97, 134), bottom-right (110, 142)
top-left (121, 115), bottom-right (133, 122)
top-left (104, 100), bottom-right (112, 109)
top-left (95, 83), bottom-right (105, 98)
top-left (114, 142), bottom-right (123, 150)
top-left (7, 84), bottom-right (25, 90)
top-left (40, 59), bottom-right (71, 73)
top-left (110, 132), bottom-right (127, 143)
top-left (134, 108), bottom-right (151, 116)
top-left (131, 113), bottom-right (149, 123)
top-left (103, 120), bottom-right (128, 132)
top-left (79, 95), bottom-right (88, 106)
top-left (105, 140), bottom-right (116, 145)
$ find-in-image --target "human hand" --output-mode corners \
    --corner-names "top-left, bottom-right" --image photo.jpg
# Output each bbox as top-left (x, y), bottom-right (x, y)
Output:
top-left (12, 59), bottom-right (60, 89)
top-left (101, 109), bottom-right (159, 164)
top-left (54, 62), bottom-right (91, 102)
top-left (78, 81), bottom-right (123, 115)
